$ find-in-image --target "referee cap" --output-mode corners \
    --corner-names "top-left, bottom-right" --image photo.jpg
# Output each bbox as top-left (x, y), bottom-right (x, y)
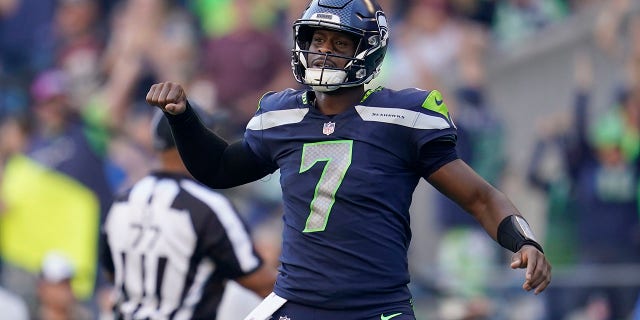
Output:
top-left (151, 104), bottom-right (219, 151)
top-left (40, 251), bottom-right (75, 283)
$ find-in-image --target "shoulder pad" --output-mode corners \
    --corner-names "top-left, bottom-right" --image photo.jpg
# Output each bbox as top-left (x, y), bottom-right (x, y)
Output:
top-left (377, 88), bottom-right (450, 119)
top-left (422, 90), bottom-right (450, 120)
top-left (257, 89), bottom-right (303, 112)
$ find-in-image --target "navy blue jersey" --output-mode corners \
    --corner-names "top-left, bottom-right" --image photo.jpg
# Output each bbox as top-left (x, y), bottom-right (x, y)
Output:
top-left (244, 87), bottom-right (457, 308)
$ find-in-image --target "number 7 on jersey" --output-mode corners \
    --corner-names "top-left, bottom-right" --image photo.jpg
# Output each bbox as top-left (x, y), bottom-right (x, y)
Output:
top-left (299, 140), bottom-right (353, 233)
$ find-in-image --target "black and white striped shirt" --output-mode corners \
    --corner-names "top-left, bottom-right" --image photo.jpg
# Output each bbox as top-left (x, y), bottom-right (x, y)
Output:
top-left (101, 172), bottom-right (263, 320)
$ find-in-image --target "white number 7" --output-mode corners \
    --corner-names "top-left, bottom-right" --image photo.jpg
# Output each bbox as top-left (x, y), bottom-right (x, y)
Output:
top-left (299, 140), bottom-right (353, 232)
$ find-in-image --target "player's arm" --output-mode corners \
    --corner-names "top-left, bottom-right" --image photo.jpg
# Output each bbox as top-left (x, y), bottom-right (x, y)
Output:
top-left (425, 145), bottom-right (551, 294)
top-left (146, 82), bottom-right (270, 188)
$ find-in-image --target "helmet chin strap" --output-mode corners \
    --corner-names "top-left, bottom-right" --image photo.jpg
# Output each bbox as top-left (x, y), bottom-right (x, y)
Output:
top-left (305, 68), bottom-right (347, 92)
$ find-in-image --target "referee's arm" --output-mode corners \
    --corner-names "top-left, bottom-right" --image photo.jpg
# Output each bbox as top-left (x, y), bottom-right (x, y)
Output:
top-left (99, 231), bottom-right (114, 283)
top-left (235, 263), bottom-right (278, 298)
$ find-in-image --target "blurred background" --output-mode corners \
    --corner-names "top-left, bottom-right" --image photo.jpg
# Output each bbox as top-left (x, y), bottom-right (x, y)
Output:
top-left (0, 0), bottom-right (639, 319)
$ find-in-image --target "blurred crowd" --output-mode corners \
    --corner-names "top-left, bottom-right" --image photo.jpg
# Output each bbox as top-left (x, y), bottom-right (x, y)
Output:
top-left (0, 0), bottom-right (638, 319)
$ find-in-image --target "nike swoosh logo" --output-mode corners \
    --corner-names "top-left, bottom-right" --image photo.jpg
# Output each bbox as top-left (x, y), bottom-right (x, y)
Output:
top-left (381, 313), bottom-right (402, 320)
top-left (435, 98), bottom-right (443, 106)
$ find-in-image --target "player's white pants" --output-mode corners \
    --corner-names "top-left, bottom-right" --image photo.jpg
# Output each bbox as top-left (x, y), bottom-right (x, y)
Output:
top-left (242, 292), bottom-right (287, 320)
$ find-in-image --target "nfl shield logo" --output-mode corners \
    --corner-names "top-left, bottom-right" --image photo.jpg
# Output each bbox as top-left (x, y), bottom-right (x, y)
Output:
top-left (322, 122), bottom-right (335, 135)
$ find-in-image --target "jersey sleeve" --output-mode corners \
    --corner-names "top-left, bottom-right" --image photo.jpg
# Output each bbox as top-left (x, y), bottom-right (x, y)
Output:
top-left (417, 136), bottom-right (459, 179)
top-left (243, 91), bottom-right (291, 171)
top-left (165, 102), bottom-right (274, 188)
top-left (385, 88), bottom-right (458, 176)
top-left (409, 88), bottom-right (458, 149)
top-left (99, 230), bottom-right (115, 276)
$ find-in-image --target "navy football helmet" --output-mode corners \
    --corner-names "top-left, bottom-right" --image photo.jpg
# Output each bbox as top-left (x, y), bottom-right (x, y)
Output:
top-left (292, 0), bottom-right (389, 92)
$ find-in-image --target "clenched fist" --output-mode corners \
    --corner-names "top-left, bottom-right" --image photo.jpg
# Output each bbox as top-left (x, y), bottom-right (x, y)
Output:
top-left (146, 82), bottom-right (187, 115)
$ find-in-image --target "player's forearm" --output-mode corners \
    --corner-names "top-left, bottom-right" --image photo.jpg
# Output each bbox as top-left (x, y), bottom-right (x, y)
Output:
top-left (468, 187), bottom-right (545, 253)
top-left (429, 159), bottom-right (514, 237)
top-left (470, 187), bottom-right (520, 241)
top-left (166, 102), bottom-right (270, 188)
top-left (166, 101), bottom-right (229, 185)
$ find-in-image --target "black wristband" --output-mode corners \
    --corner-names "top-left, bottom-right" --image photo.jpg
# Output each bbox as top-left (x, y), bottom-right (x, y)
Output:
top-left (497, 215), bottom-right (544, 253)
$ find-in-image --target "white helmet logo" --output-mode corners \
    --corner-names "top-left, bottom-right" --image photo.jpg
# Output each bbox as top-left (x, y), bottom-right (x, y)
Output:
top-left (376, 11), bottom-right (389, 46)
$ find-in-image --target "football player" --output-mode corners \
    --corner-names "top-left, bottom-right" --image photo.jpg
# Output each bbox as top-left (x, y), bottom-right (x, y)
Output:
top-left (146, 0), bottom-right (552, 319)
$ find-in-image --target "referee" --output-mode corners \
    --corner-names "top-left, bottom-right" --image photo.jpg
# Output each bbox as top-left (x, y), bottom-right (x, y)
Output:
top-left (100, 109), bottom-right (277, 319)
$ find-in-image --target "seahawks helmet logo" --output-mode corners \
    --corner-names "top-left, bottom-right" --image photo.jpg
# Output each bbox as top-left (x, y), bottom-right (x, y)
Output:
top-left (376, 11), bottom-right (389, 46)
